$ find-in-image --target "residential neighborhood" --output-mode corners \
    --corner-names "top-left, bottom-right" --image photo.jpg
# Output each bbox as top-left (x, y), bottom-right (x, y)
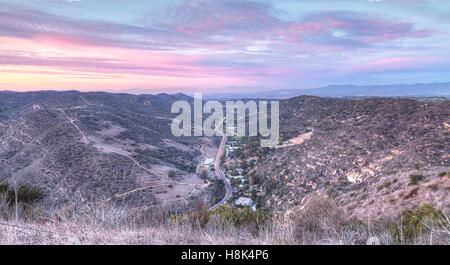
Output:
top-left (221, 136), bottom-right (264, 211)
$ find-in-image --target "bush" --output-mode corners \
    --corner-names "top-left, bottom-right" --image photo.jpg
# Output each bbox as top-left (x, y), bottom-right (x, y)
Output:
top-left (377, 181), bottom-right (392, 191)
top-left (0, 182), bottom-right (45, 206)
top-left (0, 183), bottom-right (9, 194)
top-left (210, 205), bottom-right (270, 232)
top-left (168, 170), bottom-right (176, 179)
top-left (293, 197), bottom-right (347, 241)
top-left (171, 203), bottom-right (270, 232)
top-left (170, 201), bottom-right (210, 230)
top-left (292, 196), bottom-right (403, 244)
top-left (200, 170), bottom-right (208, 180)
top-left (437, 172), bottom-right (446, 177)
top-left (392, 204), bottom-right (449, 244)
top-left (188, 201), bottom-right (210, 230)
top-left (0, 182), bottom-right (45, 221)
top-left (409, 174), bottom-right (424, 185)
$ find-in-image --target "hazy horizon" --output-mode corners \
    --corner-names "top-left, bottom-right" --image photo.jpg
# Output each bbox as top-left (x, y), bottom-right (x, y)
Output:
top-left (1, 81), bottom-right (450, 98)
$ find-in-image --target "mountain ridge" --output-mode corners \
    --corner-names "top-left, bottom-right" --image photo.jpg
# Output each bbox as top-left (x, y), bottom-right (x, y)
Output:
top-left (203, 82), bottom-right (450, 99)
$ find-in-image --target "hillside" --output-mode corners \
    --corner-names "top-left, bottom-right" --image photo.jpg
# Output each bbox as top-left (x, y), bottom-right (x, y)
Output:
top-left (1, 91), bottom-right (448, 221)
top-left (0, 91), bottom-right (213, 207)
top-left (228, 96), bottom-right (449, 220)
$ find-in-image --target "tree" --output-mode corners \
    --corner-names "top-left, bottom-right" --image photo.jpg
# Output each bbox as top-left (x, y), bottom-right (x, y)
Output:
top-left (232, 178), bottom-right (242, 186)
top-left (200, 169), bottom-right (208, 180)
top-left (168, 170), bottom-right (176, 178)
top-left (251, 188), bottom-right (258, 199)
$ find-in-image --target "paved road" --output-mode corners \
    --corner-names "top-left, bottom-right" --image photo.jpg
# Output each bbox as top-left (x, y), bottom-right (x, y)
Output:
top-left (209, 130), bottom-right (232, 210)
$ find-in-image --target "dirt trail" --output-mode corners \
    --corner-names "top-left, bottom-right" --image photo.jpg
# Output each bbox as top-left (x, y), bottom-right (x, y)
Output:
top-left (59, 108), bottom-right (167, 178)
top-left (58, 109), bottom-right (88, 143)
top-left (102, 181), bottom-right (210, 202)
top-left (80, 95), bottom-right (92, 105)
top-left (95, 143), bottom-right (166, 177)
top-left (57, 98), bottom-right (211, 206)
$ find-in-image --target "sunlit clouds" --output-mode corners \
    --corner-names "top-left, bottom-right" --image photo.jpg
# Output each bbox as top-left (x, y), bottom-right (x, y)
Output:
top-left (0, 0), bottom-right (449, 93)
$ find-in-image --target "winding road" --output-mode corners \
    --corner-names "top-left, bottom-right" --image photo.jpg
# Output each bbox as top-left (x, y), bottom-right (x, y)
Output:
top-left (209, 118), bottom-right (233, 210)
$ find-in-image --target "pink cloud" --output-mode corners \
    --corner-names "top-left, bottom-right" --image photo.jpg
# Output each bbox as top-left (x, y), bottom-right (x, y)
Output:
top-left (0, 2), bottom-right (446, 92)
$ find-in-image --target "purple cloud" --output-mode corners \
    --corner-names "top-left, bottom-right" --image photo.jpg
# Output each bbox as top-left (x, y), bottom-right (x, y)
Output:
top-left (0, 2), bottom-right (436, 53)
top-left (0, 0), bottom-right (447, 91)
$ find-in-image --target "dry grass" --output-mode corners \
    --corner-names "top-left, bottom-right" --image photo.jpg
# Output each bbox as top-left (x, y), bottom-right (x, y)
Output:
top-left (0, 197), bottom-right (448, 245)
top-left (0, 202), bottom-right (266, 245)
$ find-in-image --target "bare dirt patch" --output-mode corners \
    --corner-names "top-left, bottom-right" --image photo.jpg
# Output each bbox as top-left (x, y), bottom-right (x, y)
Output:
top-left (276, 129), bottom-right (314, 148)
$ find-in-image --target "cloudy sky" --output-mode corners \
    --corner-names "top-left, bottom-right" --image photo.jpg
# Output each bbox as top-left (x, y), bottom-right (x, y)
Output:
top-left (0, 0), bottom-right (449, 93)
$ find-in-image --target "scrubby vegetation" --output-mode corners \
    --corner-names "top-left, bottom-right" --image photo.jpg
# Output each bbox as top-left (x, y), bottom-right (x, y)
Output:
top-left (393, 204), bottom-right (450, 244)
top-left (0, 182), bottom-right (45, 206)
top-left (209, 205), bottom-right (270, 232)
top-left (292, 197), bottom-right (449, 245)
top-left (409, 174), bottom-right (425, 185)
top-left (0, 91), bottom-right (203, 207)
top-left (167, 170), bottom-right (176, 179)
top-left (438, 172), bottom-right (447, 177)
top-left (210, 179), bottom-right (226, 204)
top-left (377, 181), bottom-right (392, 191)
top-left (0, 195), bottom-right (447, 245)
top-left (0, 182), bottom-right (45, 221)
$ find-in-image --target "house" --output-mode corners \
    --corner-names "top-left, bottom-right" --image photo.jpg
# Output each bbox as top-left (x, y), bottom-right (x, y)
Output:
top-left (203, 158), bottom-right (214, 165)
top-left (234, 197), bottom-right (256, 211)
top-left (226, 146), bottom-right (239, 156)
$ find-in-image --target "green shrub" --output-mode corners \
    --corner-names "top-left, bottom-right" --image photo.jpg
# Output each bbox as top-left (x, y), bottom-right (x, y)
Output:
top-left (171, 205), bottom-right (270, 232)
top-left (392, 204), bottom-right (449, 244)
top-left (409, 174), bottom-right (424, 185)
top-left (437, 172), bottom-right (446, 177)
top-left (210, 205), bottom-right (270, 231)
top-left (377, 181), bottom-right (392, 191)
top-left (0, 183), bottom-right (9, 194)
top-left (168, 170), bottom-right (176, 178)
top-left (0, 182), bottom-right (45, 206)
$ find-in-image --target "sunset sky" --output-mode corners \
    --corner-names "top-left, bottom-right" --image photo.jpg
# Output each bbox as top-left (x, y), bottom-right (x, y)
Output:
top-left (1, 0), bottom-right (449, 94)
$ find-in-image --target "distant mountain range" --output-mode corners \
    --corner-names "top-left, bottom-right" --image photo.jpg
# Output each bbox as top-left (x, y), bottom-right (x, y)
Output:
top-left (203, 82), bottom-right (450, 99)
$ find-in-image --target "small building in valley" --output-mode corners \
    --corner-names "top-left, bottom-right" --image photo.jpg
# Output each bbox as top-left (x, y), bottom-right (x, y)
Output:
top-left (234, 197), bottom-right (256, 211)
